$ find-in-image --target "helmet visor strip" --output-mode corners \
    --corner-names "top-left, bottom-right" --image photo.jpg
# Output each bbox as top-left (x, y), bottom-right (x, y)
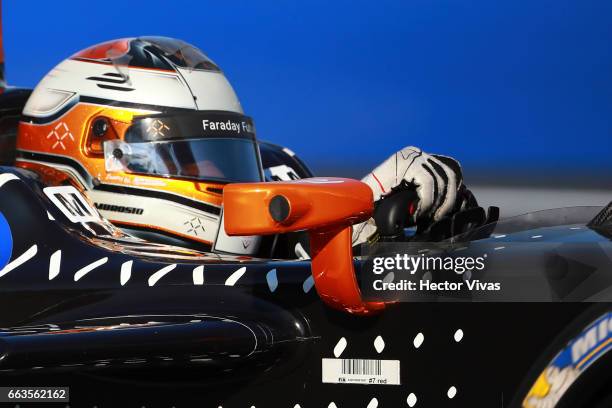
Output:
top-left (104, 111), bottom-right (263, 183)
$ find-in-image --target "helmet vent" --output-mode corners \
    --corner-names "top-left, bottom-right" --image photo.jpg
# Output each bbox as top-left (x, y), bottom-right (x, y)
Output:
top-left (86, 73), bottom-right (134, 92)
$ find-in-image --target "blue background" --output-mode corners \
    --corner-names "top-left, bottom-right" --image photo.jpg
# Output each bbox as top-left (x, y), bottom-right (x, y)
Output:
top-left (3, 1), bottom-right (611, 185)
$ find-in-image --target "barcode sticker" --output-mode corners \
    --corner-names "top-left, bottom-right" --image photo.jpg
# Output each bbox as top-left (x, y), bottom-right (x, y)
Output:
top-left (322, 358), bottom-right (400, 385)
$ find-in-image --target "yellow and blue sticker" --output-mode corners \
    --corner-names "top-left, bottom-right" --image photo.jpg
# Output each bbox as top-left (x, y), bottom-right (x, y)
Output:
top-left (523, 312), bottom-right (612, 408)
top-left (0, 212), bottom-right (12, 271)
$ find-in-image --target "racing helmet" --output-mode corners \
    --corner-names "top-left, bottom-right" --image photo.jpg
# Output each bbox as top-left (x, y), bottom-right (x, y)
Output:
top-left (16, 37), bottom-right (263, 254)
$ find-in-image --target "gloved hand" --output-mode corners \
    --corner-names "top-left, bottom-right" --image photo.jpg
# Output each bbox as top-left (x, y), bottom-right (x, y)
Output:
top-left (352, 146), bottom-right (474, 245)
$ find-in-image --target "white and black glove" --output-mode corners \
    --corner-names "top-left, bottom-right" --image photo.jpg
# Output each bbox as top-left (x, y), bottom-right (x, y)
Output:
top-left (353, 146), bottom-right (473, 246)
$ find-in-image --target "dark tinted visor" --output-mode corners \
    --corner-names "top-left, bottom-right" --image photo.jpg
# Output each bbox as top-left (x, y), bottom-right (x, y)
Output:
top-left (105, 111), bottom-right (263, 183)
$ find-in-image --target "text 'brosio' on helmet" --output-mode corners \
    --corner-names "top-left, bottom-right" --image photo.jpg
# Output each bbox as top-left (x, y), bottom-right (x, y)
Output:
top-left (16, 36), bottom-right (263, 254)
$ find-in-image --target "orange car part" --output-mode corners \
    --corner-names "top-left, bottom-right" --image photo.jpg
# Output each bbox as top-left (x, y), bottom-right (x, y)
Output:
top-left (223, 177), bottom-right (386, 315)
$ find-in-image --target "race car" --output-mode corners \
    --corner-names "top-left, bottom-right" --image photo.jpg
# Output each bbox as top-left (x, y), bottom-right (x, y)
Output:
top-left (0, 166), bottom-right (611, 407)
top-left (0, 15), bottom-right (612, 408)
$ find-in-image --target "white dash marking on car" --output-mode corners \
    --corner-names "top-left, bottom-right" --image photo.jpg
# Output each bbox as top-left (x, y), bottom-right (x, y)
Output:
top-left (494, 246), bottom-right (505, 251)
top-left (383, 272), bottom-right (394, 283)
top-left (333, 337), bottom-right (347, 358)
top-left (0, 245), bottom-right (38, 278)
top-left (374, 335), bottom-right (385, 353)
top-left (413, 332), bottom-right (425, 349)
top-left (48, 250), bottom-right (61, 280)
top-left (148, 264), bottom-right (177, 286)
top-left (531, 235), bottom-right (543, 239)
top-left (282, 147), bottom-right (296, 157)
top-left (193, 265), bottom-right (204, 285)
top-left (0, 173), bottom-right (19, 188)
top-left (493, 234), bottom-right (506, 239)
top-left (266, 269), bottom-right (278, 292)
top-left (225, 267), bottom-right (246, 286)
top-left (454, 329), bottom-right (464, 342)
top-left (295, 243), bottom-right (310, 260)
top-left (120, 260), bottom-right (133, 286)
top-left (302, 275), bottom-right (315, 293)
top-left (74, 257), bottom-right (108, 281)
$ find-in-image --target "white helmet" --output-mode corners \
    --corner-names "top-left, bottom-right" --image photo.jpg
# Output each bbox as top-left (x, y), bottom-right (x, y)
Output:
top-left (17, 37), bottom-right (263, 254)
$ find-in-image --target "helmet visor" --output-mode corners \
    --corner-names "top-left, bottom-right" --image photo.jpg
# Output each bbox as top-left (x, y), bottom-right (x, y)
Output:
top-left (104, 112), bottom-right (263, 183)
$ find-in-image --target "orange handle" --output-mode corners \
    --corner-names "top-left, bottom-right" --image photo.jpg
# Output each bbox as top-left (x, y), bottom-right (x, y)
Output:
top-left (223, 177), bottom-right (387, 315)
top-left (310, 226), bottom-right (385, 315)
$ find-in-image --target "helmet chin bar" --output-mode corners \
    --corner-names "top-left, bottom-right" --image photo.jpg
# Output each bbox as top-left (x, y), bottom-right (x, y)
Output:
top-left (223, 177), bottom-right (387, 315)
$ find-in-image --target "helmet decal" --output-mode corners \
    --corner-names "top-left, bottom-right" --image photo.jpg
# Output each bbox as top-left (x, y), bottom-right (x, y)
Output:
top-left (86, 72), bottom-right (135, 92)
top-left (46, 122), bottom-right (74, 151)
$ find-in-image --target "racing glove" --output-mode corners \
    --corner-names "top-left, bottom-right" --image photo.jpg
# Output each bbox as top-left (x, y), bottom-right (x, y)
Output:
top-left (352, 146), bottom-right (474, 246)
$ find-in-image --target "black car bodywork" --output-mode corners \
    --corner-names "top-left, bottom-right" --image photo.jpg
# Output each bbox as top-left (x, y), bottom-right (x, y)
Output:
top-left (0, 88), bottom-right (612, 407)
